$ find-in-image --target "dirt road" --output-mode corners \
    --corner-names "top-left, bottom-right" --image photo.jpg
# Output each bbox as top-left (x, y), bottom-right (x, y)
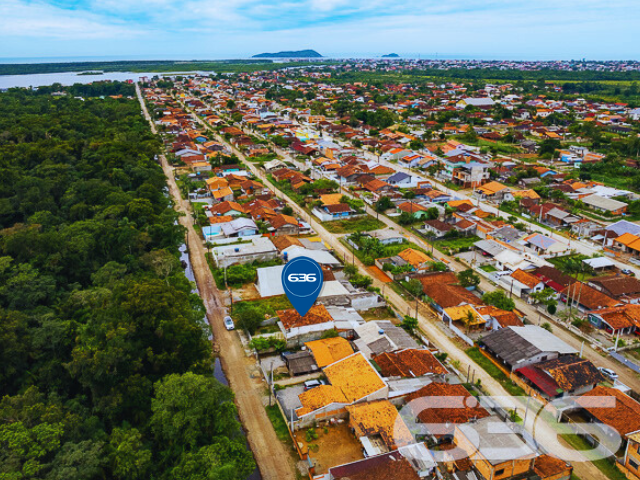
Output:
top-left (137, 85), bottom-right (296, 480)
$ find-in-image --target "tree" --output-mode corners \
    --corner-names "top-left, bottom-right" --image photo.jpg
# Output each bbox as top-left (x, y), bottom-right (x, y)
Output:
top-left (281, 205), bottom-right (293, 215)
top-left (482, 290), bottom-right (516, 311)
top-left (375, 196), bottom-right (393, 213)
top-left (343, 264), bottom-right (357, 278)
top-left (236, 305), bottom-right (264, 334)
top-left (457, 269), bottom-right (480, 288)
top-left (400, 316), bottom-right (418, 333)
top-left (151, 373), bottom-right (243, 450)
top-left (405, 279), bottom-right (424, 297)
top-left (109, 427), bottom-right (152, 480)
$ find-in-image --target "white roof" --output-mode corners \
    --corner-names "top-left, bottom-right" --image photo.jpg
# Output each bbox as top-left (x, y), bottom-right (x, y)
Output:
top-left (582, 194), bottom-right (627, 212)
top-left (256, 264), bottom-right (349, 298)
top-left (508, 326), bottom-right (576, 355)
top-left (583, 257), bottom-right (615, 269)
top-left (283, 246), bottom-right (341, 265)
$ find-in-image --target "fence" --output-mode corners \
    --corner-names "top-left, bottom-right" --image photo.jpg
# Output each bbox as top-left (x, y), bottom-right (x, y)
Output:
top-left (610, 351), bottom-right (640, 375)
top-left (448, 322), bottom-right (475, 346)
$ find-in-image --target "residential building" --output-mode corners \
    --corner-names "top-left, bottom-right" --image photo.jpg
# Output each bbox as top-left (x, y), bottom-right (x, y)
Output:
top-left (481, 325), bottom-right (577, 372)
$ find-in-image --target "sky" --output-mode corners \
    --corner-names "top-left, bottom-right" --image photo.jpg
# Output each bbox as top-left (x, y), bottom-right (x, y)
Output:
top-left (1, 0), bottom-right (639, 61)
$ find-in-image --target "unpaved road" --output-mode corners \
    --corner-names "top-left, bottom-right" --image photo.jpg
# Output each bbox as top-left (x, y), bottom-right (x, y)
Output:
top-left (137, 85), bottom-right (295, 480)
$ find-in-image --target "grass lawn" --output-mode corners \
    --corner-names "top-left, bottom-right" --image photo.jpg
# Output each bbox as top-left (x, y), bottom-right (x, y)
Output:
top-left (548, 254), bottom-right (592, 280)
top-left (560, 433), bottom-right (626, 480)
top-left (265, 404), bottom-right (291, 444)
top-left (435, 235), bottom-right (481, 253)
top-left (480, 264), bottom-right (498, 273)
top-left (466, 347), bottom-right (526, 397)
top-left (232, 295), bottom-right (293, 321)
top-left (322, 215), bottom-right (385, 234)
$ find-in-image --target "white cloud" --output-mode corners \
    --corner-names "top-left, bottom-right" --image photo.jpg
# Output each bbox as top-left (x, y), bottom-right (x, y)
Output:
top-left (0, 0), bottom-right (143, 40)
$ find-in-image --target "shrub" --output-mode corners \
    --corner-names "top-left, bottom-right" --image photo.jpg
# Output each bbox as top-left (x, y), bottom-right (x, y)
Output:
top-left (237, 305), bottom-right (264, 335)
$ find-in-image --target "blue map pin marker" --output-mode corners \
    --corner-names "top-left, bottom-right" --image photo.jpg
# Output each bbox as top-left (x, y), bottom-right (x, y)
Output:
top-left (281, 256), bottom-right (324, 316)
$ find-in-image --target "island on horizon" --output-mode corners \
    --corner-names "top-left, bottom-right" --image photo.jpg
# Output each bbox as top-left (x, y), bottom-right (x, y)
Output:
top-left (382, 53), bottom-right (400, 58)
top-left (252, 49), bottom-right (322, 58)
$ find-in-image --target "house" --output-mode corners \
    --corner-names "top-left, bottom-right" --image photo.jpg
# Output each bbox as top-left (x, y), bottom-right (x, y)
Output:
top-left (219, 217), bottom-right (258, 238)
top-left (209, 201), bottom-right (245, 217)
top-left (560, 282), bottom-right (620, 313)
top-left (573, 386), bottom-right (640, 443)
top-left (386, 172), bottom-right (413, 186)
top-left (420, 272), bottom-right (483, 312)
top-left (476, 305), bottom-right (524, 330)
top-left (405, 383), bottom-right (490, 442)
top-left (582, 194), bottom-right (627, 216)
top-left (442, 304), bottom-right (486, 331)
top-left (353, 321), bottom-right (419, 359)
top-left (587, 304), bottom-right (640, 336)
top-left (422, 219), bottom-right (453, 238)
top-left (475, 181), bottom-right (513, 201)
top-left (366, 229), bottom-right (406, 245)
top-left (295, 352), bottom-right (388, 422)
top-left (284, 351), bottom-right (320, 376)
top-left (522, 233), bottom-right (566, 256)
top-left (624, 431), bottom-right (640, 478)
top-left (372, 348), bottom-right (448, 378)
top-left (481, 325), bottom-right (577, 372)
top-left (532, 266), bottom-right (575, 293)
top-left (454, 416), bottom-right (537, 480)
top-left (397, 248), bottom-right (433, 272)
top-left (397, 202), bottom-right (430, 218)
top-left (329, 451), bottom-right (421, 480)
top-left (277, 304), bottom-right (336, 346)
top-left (268, 214), bottom-right (300, 236)
top-left (516, 355), bottom-right (603, 399)
top-left (501, 268), bottom-right (545, 301)
top-left (588, 275), bottom-right (640, 304)
top-left (314, 203), bottom-right (356, 221)
top-left (212, 237), bottom-right (278, 268)
top-left (305, 337), bottom-right (354, 368)
top-left (456, 97), bottom-right (495, 108)
top-left (615, 233), bottom-right (640, 258)
top-left (346, 399), bottom-right (414, 456)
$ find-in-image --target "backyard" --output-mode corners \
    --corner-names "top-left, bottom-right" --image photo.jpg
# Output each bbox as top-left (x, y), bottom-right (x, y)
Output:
top-left (293, 423), bottom-right (364, 474)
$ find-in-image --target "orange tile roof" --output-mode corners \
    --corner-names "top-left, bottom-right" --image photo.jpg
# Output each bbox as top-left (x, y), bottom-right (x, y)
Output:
top-left (324, 353), bottom-right (386, 403)
top-left (297, 385), bottom-right (348, 416)
top-left (212, 187), bottom-right (233, 200)
top-left (320, 193), bottom-right (344, 205)
top-left (561, 282), bottom-right (619, 311)
top-left (373, 349), bottom-right (448, 377)
top-left (208, 215), bottom-right (234, 225)
top-left (405, 383), bottom-right (489, 432)
top-left (477, 180), bottom-right (508, 196)
top-left (278, 304), bottom-right (333, 330)
top-left (576, 386), bottom-right (640, 436)
top-left (346, 400), bottom-right (413, 450)
top-left (398, 248), bottom-right (432, 268)
top-left (534, 455), bottom-right (571, 479)
top-left (511, 269), bottom-right (543, 289)
top-left (305, 337), bottom-right (354, 368)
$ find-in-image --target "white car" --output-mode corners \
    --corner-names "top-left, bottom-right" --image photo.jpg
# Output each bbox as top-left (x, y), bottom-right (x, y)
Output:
top-left (223, 316), bottom-right (235, 331)
top-left (598, 367), bottom-right (618, 382)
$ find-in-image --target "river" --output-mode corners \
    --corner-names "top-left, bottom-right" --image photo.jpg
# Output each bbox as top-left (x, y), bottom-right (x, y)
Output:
top-left (0, 70), bottom-right (215, 89)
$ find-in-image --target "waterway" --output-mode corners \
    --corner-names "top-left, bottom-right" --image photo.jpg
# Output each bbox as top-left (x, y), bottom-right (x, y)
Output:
top-left (0, 70), bottom-right (215, 89)
top-left (179, 242), bottom-right (261, 480)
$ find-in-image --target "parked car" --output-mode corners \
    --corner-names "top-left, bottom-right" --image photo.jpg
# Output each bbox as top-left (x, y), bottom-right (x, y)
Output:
top-left (303, 379), bottom-right (326, 391)
top-left (621, 269), bottom-right (633, 275)
top-left (598, 367), bottom-right (618, 381)
top-left (223, 316), bottom-right (235, 331)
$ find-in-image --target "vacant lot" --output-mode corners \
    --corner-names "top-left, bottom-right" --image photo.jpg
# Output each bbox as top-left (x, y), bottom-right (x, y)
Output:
top-left (322, 215), bottom-right (385, 234)
top-left (294, 423), bottom-right (364, 474)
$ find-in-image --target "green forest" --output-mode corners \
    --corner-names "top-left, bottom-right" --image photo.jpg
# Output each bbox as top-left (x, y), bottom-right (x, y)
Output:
top-left (0, 88), bottom-right (254, 479)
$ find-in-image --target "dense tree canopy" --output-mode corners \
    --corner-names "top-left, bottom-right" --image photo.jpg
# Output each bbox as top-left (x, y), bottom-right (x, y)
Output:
top-left (0, 87), bottom-right (252, 479)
